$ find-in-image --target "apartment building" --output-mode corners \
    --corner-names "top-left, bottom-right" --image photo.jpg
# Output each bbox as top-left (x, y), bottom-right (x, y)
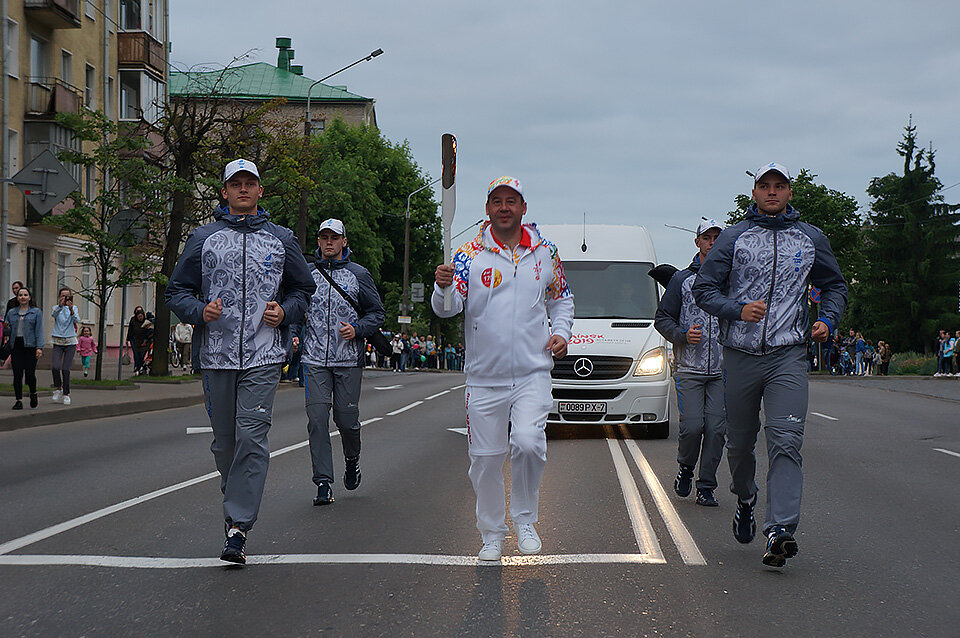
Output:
top-left (1, 0), bottom-right (168, 353)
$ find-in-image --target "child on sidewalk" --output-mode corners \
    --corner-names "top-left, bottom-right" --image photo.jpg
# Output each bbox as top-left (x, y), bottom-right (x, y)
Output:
top-left (77, 326), bottom-right (97, 378)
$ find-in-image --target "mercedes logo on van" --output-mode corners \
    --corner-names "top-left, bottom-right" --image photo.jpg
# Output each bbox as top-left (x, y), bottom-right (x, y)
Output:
top-left (573, 357), bottom-right (594, 377)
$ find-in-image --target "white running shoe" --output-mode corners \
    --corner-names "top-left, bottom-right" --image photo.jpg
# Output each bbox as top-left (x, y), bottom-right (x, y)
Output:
top-left (517, 523), bottom-right (542, 555)
top-left (478, 539), bottom-right (504, 561)
top-left (62, 395), bottom-right (71, 406)
top-left (52, 389), bottom-right (62, 403)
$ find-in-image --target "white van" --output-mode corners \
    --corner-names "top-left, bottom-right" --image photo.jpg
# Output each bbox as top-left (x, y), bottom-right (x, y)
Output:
top-left (537, 224), bottom-right (671, 437)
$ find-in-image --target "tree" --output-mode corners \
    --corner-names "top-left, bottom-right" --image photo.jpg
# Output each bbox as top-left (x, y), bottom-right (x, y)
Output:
top-left (262, 118), bottom-right (449, 339)
top-left (859, 119), bottom-right (960, 353)
top-left (55, 109), bottom-right (172, 380)
top-left (147, 59), bottom-right (280, 376)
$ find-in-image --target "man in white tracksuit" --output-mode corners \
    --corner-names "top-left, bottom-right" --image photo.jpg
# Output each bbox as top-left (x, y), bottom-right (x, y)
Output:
top-left (434, 176), bottom-right (574, 561)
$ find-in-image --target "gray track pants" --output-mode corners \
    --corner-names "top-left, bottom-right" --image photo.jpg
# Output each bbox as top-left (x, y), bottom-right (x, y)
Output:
top-left (723, 345), bottom-right (807, 534)
top-left (675, 373), bottom-right (726, 491)
top-left (201, 364), bottom-right (282, 532)
top-left (304, 365), bottom-right (362, 485)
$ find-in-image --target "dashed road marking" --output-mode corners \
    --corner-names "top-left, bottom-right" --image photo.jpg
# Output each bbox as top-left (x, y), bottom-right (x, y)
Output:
top-left (810, 412), bottom-right (838, 421)
top-left (425, 390), bottom-right (450, 400)
top-left (374, 385), bottom-right (403, 390)
top-left (386, 401), bottom-right (423, 416)
top-left (448, 428), bottom-right (468, 436)
top-left (934, 448), bottom-right (960, 460)
top-left (186, 427), bottom-right (213, 435)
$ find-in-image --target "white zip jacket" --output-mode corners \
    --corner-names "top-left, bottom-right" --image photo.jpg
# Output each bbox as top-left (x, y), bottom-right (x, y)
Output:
top-left (432, 222), bottom-right (575, 387)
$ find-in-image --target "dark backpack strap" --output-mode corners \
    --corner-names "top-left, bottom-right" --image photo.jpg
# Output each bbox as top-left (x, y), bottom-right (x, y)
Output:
top-left (317, 265), bottom-right (362, 315)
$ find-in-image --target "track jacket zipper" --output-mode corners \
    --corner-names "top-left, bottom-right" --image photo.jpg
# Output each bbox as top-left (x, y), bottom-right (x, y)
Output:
top-left (240, 229), bottom-right (247, 367)
top-left (760, 229), bottom-right (778, 354)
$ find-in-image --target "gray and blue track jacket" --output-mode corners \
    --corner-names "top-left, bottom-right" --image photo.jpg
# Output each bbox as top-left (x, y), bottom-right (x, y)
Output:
top-left (655, 254), bottom-right (722, 375)
top-left (165, 206), bottom-right (315, 370)
top-left (300, 246), bottom-right (385, 368)
top-left (691, 205), bottom-right (847, 356)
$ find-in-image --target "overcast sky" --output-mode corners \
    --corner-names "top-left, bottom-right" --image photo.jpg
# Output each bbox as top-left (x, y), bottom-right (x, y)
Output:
top-left (169, 0), bottom-right (960, 268)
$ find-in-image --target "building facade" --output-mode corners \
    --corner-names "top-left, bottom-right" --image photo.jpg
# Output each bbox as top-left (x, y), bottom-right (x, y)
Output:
top-left (1, 0), bottom-right (168, 356)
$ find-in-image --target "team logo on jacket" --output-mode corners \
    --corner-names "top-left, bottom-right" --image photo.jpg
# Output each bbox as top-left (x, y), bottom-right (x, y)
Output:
top-left (793, 250), bottom-right (802, 272)
top-left (481, 268), bottom-right (502, 288)
top-left (264, 253), bottom-right (273, 269)
top-left (533, 260), bottom-right (542, 281)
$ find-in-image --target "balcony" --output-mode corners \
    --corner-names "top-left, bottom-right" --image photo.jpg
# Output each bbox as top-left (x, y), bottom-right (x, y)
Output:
top-left (24, 0), bottom-right (81, 29)
top-left (25, 78), bottom-right (82, 118)
top-left (118, 31), bottom-right (166, 79)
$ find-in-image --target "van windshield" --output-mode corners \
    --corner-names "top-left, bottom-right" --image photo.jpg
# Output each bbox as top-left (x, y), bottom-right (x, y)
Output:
top-left (563, 261), bottom-right (659, 319)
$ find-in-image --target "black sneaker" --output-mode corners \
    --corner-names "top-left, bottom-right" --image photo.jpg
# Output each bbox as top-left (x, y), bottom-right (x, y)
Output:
top-left (696, 488), bottom-right (718, 507)
top-left (674, 464), bottom-right (694, 497)
top-left (12, 400), bottom-right (23, 410)
top-left (220, 527), bottom-right (246, 565)
top-left (29, 394), bottom-right (38, 408)
top-left (344, 456), bottom-right (361, 491)
top-left (733, 496), bottom-right (757, 544)
top-left (313, 481), bottom-right (335, 506)
top-left (762, 526), bottom-right (799, 567)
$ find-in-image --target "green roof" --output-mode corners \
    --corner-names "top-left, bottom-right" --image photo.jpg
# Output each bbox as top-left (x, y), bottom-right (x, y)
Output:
top-left (170, 63), bottom-right (371, 102)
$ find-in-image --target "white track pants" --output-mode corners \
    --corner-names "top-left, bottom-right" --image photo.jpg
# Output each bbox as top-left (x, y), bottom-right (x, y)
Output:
top-left (465, 373), bottom-right (552, 543)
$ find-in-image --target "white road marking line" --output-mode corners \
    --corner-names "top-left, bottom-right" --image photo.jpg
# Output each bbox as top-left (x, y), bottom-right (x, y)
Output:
top-left (622, 437), bottom-right (707, 566)
top-left (424, 390), bottom-right (450, 400)
top-left (0, 553), bottom-right (666, 569)
top-left (374, 385), bottom-right (403, 390)
top-left (360, 418), bottom-right (381, 426)
top-left (450, 384), bottom-right (466, 390)
top-left (810, 412), bottom-right (838, 421)
top-left (934, 448), bottom-right (960, 460)
top-left (0, 434), bottom-right (337, 557)
top-left (606, 440), bottom-right (664, 561)
top-left (186, 427), bottom-right (213, 435)
top-left (447, 428), bottom-right (468, 436)
top-left (386, 401), bottom-right (423, 416)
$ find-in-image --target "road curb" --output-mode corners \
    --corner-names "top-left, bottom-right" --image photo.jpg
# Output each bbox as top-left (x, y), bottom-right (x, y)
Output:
top-left (0, 395), bottom-right (206, 432)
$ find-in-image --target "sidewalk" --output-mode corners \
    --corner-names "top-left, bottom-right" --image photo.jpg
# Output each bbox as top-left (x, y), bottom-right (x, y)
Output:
top-left (0, 362), bottom-right (205, 432)
top-left (813, 374), bottom-right (960, 404)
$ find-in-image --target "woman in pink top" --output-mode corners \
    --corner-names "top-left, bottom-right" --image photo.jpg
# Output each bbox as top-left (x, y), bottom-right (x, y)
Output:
top-left (77, 326), bottom-right (97, 378)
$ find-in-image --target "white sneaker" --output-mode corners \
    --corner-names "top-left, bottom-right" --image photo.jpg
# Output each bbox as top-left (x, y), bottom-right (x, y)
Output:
top-left (63, 395), bottom-right (71, 406)
top-left (517, 523), bottom-right (542, 555)
top-left (478, 539), bottom-right (504, 561)
top-left (52, 389), bottom-right (62, 403)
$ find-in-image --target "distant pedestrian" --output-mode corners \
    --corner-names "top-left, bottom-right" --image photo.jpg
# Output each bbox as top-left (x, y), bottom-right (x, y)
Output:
top-left (173, 320), bottom-right (193, 370)
top-left (877, 340), bottom-right (892, 376)
top-left (655, 218), bottom-right (726, 508)
top-left (166, 158), bottom-right (314, 565)
top-left (298, 218), bottom-right (385, 506)
top-left (434, 175), bottom-right (575, 561)
top-left (77, 326), bottom-right (97, 378)
top-left (6, 280), bottom-right (23, 313)
top-left (50, 287), bottom-right (80, 406)
top-left (693, 163), bottom-right (847, 568)
top-left (126, 307), bottom-right (149, 373)
top-left (391, 334), bottom-right (403, 372)
top-left (4, 286), bottom-right (43, 409)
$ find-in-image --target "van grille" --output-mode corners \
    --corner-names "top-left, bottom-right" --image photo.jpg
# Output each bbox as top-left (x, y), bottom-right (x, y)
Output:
top-left (552, 388), bottom-right (623, 400)
top-left (610, 321), bottom-right (651, 328)
top-left (551, 356), bottom-right (634, 380)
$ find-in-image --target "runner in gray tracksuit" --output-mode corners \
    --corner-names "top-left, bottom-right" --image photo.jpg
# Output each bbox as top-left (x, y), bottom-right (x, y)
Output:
top-left (655, 219), bottom-right (725, 507)
top-left (299, 218), bottom-right (385, 506)
top-left (692, 163), bottom-right (847, 568)
top-left (166, 159), bottom-right (315, 564)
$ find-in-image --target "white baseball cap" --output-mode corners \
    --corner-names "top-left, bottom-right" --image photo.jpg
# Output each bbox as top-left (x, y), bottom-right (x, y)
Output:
top-left (317, 218), bottom-right (345, 236)
top-left (696, 219), bottom-right (722, 237)
top-left (487, 175), bottom-right (524, 200)
top-left (223, 158), bottom-right (260, 183)
top-left (754, 162), bottom-right (791, 184)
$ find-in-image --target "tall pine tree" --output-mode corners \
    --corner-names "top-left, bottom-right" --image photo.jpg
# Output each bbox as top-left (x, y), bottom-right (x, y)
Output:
top-left (861, 119), bottom-right (960, 353)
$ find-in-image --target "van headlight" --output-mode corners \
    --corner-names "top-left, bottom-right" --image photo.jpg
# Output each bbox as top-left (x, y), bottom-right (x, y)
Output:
top-left (634, 347), bottom-right (665, 376)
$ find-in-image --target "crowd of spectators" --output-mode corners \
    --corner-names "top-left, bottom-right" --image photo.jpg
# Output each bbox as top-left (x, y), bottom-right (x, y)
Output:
top-left (821, 328), bottom-right (891, 376)
top-left (383, 332), bottom-right (464, 372)
top-left (935, 329), bottom-right (958, 377)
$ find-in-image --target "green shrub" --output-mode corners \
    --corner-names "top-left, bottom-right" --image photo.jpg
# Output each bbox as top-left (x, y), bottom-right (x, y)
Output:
top-left (889, 351), bottom-right (938, 375)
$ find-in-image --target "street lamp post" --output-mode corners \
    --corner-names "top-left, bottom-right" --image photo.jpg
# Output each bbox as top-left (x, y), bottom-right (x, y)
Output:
top-left (403, 178), bottom-right (440, 317)
top-left (296, 48), bottom-right (383, 252)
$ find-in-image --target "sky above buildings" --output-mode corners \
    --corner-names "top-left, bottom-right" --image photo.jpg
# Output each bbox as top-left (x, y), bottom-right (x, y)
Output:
top-left (169, 0), bottom-right (960, 268)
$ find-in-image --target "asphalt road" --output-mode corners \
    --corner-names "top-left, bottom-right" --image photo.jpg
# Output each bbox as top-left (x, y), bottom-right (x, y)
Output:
top-left (0, 371), bottom-right (958, 637)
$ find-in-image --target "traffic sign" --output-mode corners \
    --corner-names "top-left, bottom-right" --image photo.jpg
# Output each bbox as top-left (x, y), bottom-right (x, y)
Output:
top-left (411, 282), bottom-right (424, 303)
top-left (809, 285), bottom-right (821, 304)
top-left (10, 150), bottom-right (80, 216)
top-left (108, 208), bottom-right (150, 246)
top-left (398, 315), bottom-right (412, 324)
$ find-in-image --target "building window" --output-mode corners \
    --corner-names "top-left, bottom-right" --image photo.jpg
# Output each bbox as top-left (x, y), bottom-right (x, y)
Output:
top-left (57, 253), bottom-right (69, 289)
top-left (85, 164), bottom-right (95, 200)
top-left (6, 19), bottom-right (19, 79)
top-left (29, 35), bottom-right (48, 81)
top-left (26, 248), bottom-right (44, 309)
top-left (85, 64), bottom-right (95, 108)
top-left (106, 76), bottom-right (115, 117)
top-left (120, 0), bottom-right (141, 30)
top-left (119, 71), bottom-right (140, 120)
top-left (85, 0), bottom-right (95, 19)
top-left (7, 129), bottom-right (19, 175)
top-left (61, 50), bottom-right (73, 86)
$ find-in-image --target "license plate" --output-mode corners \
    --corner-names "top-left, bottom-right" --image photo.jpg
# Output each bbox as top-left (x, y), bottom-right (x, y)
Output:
top-left (558, 401), bottom-right (607, 414)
